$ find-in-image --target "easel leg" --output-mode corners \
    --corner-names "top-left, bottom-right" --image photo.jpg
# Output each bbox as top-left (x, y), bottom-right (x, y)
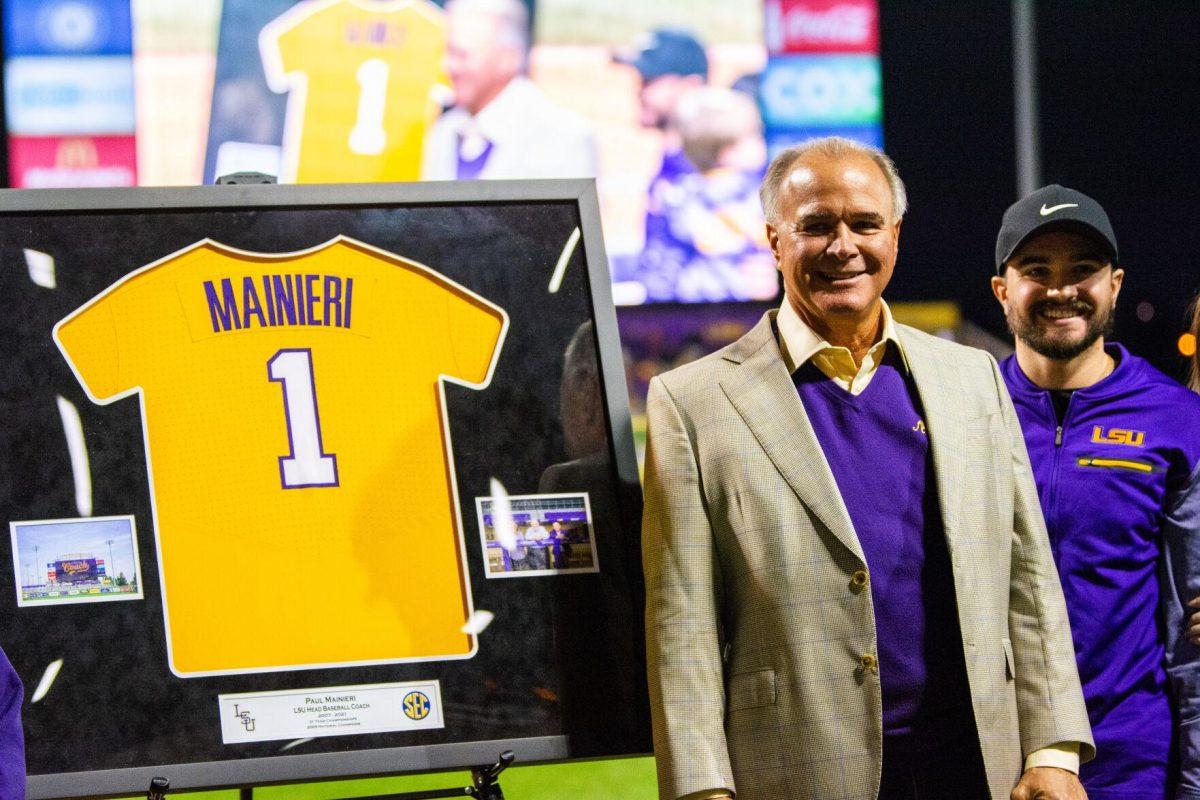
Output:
top-left (470, 751), bottom-right (515, 800)
top-left (328, 750), bottom-right (516, 800)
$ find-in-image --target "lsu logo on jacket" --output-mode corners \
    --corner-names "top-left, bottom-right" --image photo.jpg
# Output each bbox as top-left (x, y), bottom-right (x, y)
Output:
top-left (1091, 426), bottom-right (1145, 447)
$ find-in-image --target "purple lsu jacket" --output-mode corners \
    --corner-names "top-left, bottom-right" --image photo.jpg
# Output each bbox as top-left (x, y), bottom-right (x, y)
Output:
top-left (1002, 344), bottom-right (1200, 800)
top-left (0, 646), bottom-right (23, 799)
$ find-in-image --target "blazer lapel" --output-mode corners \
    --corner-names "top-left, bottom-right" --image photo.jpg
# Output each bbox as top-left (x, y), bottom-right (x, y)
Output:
top-left (720, 314), bottom-right (864, 563)
top-left (899, 327), bottom-right (966, 546)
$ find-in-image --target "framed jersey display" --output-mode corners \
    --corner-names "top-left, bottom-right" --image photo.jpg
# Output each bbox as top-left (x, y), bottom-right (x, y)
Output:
top-left (0, 180), bottom-right (646, 797)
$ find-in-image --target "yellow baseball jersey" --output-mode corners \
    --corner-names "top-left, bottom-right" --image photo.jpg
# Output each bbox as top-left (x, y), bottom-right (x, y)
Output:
top-left (260, 0), bottom-right (448, 183)
top-left (54, 237), bottom-right (507, 676)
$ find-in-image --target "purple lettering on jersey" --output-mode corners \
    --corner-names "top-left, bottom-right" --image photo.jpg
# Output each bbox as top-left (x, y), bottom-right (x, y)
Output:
top-left (242, 277), bottom-right (267, 328)
top-left (261, 275), bottom-right (278, 326)
top-left (204, 274), bottom-right (354, 333)
top-left (204, 278), bottom-right (242, 333)
top-left (323, 275), bottom-right (343, 327)
top-left (346, 20), bottom-right (404, 46)
top-left (296, 273), bottom-right (307, 325)
top-left (305, 274), bottom-right (321, 326)
top-left (273, 274), bottom-right (297, 325)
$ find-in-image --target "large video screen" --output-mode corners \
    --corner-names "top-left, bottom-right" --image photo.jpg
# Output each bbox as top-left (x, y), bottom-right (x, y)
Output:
top-left (4, 0), bottom-right (882, 307)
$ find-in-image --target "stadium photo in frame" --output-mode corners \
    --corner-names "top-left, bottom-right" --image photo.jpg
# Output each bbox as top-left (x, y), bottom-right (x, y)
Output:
top-left (0, 179), bottom-right (647, 798)
top-left (9, 516), bottom-right (143, 607)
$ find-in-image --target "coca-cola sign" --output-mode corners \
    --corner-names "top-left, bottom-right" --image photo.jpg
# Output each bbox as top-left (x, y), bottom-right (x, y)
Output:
top-left (765, 0), bottom-right (879, 55)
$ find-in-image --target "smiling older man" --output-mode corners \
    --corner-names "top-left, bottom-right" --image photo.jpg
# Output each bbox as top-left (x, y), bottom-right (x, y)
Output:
top-left (420, 0), bottom-right (595, 180)
top-left (641, 137), bottom-right (1093, 800)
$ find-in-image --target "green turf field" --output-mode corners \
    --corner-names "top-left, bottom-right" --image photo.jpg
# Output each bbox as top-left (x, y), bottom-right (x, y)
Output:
top-left (114, 755), bottom-right (657, 799)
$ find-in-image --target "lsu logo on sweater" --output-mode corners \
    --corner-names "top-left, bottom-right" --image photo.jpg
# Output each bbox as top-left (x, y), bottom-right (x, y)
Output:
top-left (1091, 426), bottom-right (1145, 447)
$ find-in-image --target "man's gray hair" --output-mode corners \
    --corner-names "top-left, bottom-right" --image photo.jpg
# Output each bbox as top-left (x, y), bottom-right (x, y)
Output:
top-left (759, 136), bottom-right (907, 223)
top-left (446, 0), bottom-right (530, 53)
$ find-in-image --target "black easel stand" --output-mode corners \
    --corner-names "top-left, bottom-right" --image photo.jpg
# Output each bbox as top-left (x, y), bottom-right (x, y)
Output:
top-left (143, 751), bottom-right (515, 800)
top-left (332, 751), bottom-right (516, 800)
top-left (146, 777), bottom-right (169, 800)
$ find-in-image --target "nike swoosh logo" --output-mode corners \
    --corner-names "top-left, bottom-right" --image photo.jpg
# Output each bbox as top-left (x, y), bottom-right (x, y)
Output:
top-left (1040, 203), bottom-right (1079, 216)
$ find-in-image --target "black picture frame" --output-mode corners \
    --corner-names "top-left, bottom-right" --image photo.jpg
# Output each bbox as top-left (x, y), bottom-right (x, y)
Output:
top-left (0, 179), bottom-right (647, 798)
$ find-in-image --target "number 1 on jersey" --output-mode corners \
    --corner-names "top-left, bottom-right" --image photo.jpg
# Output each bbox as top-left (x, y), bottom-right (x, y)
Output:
top-left (269, 349), bottom-right (339, 488)
top-left (348, 58), bottom-right (389, 155)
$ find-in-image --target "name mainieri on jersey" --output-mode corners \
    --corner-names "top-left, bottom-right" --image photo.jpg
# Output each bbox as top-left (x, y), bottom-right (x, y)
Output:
top-left (203, 273), bottom-right (355, 333)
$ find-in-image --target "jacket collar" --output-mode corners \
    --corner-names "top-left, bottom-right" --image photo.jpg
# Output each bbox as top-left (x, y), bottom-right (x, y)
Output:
top-left (1002, 342), bottom-right (1140, 400)
top-left (719, 312), bottom-right (967, 562)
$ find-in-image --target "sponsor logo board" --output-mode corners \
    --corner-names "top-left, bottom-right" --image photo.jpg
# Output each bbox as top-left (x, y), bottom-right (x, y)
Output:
top-left (4, 0), bottom-right (133, 57)
top-left (761, 55), bottom-right (881, 128)
top-left (765, 0), bottom-right (878, 55)
top-left (5, 55), bottom-right (135, 135)
top-left (9, 134), bottom-right (136, 187)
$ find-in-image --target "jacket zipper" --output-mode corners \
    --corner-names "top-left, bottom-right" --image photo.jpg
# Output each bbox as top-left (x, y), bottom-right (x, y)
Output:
top-left (1045, 394), bottom-right (1074, 556)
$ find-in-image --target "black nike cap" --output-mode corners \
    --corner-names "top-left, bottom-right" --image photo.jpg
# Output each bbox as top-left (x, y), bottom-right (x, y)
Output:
top-left (995, 184), bottom-right (1118, 273)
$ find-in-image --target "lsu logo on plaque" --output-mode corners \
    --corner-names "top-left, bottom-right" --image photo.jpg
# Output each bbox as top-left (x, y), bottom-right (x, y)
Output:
top-left (403, 691), bottom-right (432, 721)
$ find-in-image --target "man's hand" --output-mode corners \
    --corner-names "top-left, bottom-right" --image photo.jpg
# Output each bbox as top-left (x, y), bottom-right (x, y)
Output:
top-left (1011, 767), bottom-right (1087, 800)
top-left (1188, 596), bottom-right (1200, 646)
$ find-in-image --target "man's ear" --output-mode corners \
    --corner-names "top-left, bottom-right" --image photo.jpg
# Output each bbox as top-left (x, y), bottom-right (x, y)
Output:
top-left (991, 273), bottom-right (1009, 306)
top-left (1111, 266), bottom-right (1125, 301)
top-left (766, 223), bottom-right (781, 265)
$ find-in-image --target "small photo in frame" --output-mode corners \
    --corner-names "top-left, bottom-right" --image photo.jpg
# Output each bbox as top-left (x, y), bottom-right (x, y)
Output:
top-left (10, 516), bottom-right (144, 607)
top-left (475, 493), bottom-right (599, 578)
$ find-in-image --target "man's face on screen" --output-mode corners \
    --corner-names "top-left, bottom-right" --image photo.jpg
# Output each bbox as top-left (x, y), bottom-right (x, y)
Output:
top-left (445, 12), bottom-right (522, 116)
top-left (637, 73), bottom-right (703, 130)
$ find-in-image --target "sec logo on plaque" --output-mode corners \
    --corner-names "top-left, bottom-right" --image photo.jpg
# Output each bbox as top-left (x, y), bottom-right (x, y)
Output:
top-left (403, 691), bottom-right (431, 721)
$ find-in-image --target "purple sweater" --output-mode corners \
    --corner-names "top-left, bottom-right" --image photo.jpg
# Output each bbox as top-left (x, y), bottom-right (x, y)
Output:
top-left (795, 353), bottom-right (975, 738)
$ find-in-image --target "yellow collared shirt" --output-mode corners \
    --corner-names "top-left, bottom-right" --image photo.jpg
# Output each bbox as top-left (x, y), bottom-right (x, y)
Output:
top-left (775, 297), bottom-right (909, 393)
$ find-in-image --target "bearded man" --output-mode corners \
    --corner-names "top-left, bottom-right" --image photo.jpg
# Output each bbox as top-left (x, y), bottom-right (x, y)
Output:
top-left (992, 184), bottom-right (1200, 800)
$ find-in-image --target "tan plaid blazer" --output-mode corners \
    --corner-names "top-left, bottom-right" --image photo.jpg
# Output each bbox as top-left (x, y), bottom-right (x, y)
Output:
top-left (642, 312), bottom-right (1093, 800)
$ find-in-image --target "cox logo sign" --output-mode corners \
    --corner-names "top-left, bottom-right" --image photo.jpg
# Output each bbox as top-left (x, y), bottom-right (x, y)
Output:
top-left (760, 55), bottom-right (880, 128)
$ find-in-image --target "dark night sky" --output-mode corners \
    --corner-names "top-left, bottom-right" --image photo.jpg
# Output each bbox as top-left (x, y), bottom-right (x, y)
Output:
top-left (879, 0), bottom-right (1199, 382)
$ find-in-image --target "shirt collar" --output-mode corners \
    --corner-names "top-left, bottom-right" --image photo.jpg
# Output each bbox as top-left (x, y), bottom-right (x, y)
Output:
top-left (463, 76), bottom-right (532, 142)
top-left (776, 296), bottom-right (908, 374)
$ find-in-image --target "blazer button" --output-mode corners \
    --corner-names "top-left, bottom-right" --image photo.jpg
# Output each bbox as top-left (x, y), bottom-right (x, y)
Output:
top-left (851, 569), bottom-right (869, 591)
top-left (860, 653), bottom-right (878, 674)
